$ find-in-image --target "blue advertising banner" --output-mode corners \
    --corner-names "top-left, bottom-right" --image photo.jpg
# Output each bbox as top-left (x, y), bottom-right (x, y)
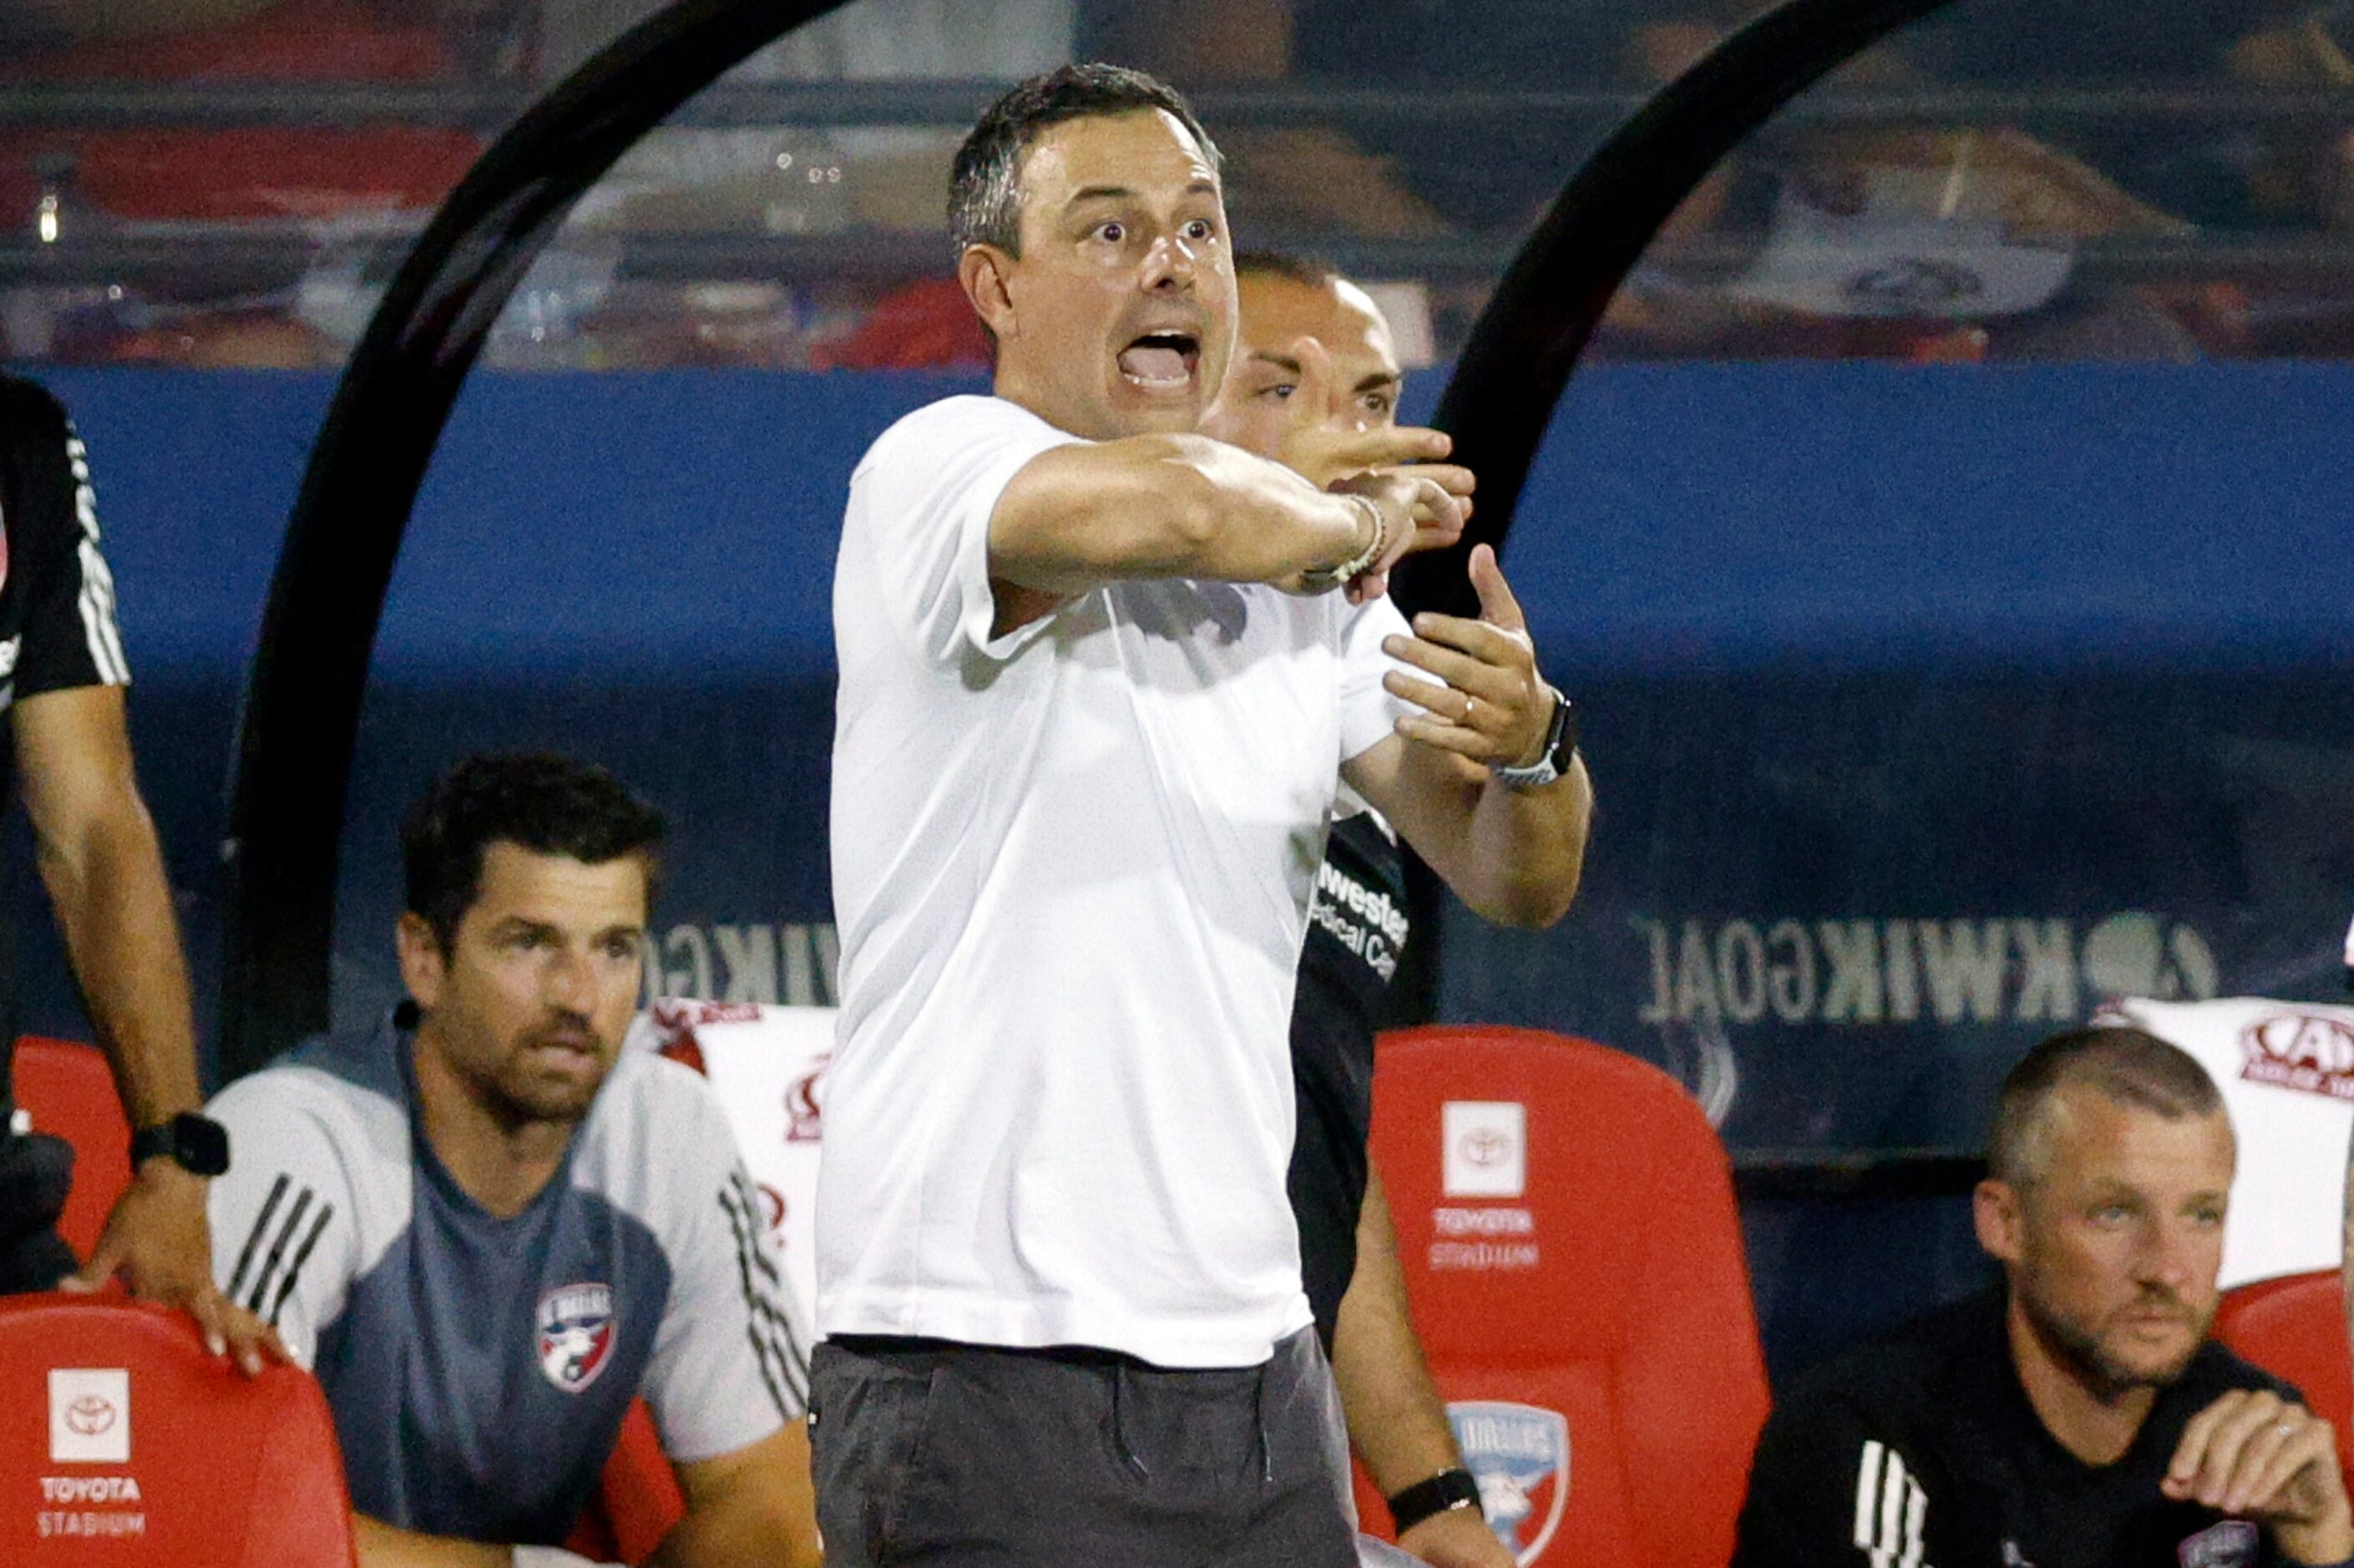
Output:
top-left (1443, 669), bottom-right (2354, 1153)
top-left (13, 362), bottom-right (2351, 1370)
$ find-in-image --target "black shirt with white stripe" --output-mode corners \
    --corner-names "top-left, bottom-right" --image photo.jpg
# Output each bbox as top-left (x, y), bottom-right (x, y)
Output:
top-left (1734, 1290), bottom-right (2306, 1568)
top-left (1288, 806), bottom-right (1410, 1349)
top-left (0, 375), bottom-right (131, 1112)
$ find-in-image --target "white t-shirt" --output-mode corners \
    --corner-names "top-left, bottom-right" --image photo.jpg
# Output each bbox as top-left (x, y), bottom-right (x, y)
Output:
top-left (2098, 994), bottom-right (2354, 1289)
top-left (823, 394), bottom-right (1414, 1367)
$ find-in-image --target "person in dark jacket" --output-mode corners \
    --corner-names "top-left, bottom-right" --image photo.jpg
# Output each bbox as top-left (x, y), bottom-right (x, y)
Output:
top-left (1735, 1025), bottom-right (2354, 1568)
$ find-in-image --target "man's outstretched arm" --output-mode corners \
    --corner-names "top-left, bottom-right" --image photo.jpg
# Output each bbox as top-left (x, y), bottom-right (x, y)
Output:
top-left (987, 432), bottom-right (1467, 631)
top-left (1344, 546), bottom-right (1590, 930)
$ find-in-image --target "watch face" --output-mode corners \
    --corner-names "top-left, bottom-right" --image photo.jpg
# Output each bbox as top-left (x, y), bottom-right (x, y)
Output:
top-left (174, 1114), bottom-right (230, 1177)
top-left (1551, 696), bottom-right (1579, 766)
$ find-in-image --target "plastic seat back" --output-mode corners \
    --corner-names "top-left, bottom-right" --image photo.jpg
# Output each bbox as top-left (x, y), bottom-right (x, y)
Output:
top-left (0, 1293), bottom-right (357, 1565)
top-left (2214, 1269), bottom-right (2354, 1479)
top-left (13, 1037), bottom-right (131, 1258)
top-left (565, 1399), bottom-right (686, 1564)
top-left (1357, 1025), bottom-right (1768, 1566)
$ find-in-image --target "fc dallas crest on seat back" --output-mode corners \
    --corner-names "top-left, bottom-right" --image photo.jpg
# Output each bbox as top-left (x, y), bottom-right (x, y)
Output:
top-left (1454, 1401), bottom-right (1570, 1564)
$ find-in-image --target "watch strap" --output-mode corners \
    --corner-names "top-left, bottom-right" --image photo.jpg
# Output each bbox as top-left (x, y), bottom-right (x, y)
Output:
top-left (1386, 1465), bottom-right (1482, 1535)
top-left (129, 1113), bottom-right (230, 1177)
top-left (1492, 685), bottom-right (1577, 790)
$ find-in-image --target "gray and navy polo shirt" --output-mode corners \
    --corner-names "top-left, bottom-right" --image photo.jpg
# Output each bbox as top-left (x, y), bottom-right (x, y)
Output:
top-left (205, 1010), bottom-right (807, 1545)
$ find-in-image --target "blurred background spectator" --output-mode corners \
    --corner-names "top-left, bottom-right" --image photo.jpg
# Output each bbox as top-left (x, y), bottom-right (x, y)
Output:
top-left (0, 0), bottom-right (2351, 365)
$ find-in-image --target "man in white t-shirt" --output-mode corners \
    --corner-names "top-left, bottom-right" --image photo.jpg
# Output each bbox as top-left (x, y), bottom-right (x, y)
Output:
top-left (818, 63), bottom-right (1592, 1568)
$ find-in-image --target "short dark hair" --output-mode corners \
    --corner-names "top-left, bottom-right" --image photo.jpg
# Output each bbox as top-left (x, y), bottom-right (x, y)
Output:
top-left (402, 753), bottom-right (666, 953)
top-left (1233, 250), bottom-right (1342, 289)
top-left (1987, 1025), bottom-right (2225, 1186)
top-left (948, 63), bottom-right (1223, 261)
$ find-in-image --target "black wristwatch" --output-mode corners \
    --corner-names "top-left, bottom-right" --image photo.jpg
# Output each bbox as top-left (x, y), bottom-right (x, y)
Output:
top-left (129, 1112), bottom-right (230, 1178)
top-left (1387, 1466), bottom-right (1482, 1535)
top-left (1492, 685), bottom-right (1579, 791)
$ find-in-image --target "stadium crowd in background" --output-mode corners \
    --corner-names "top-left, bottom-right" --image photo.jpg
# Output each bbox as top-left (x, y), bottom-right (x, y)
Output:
top-left (3, 0), bottom-right (2354, 363)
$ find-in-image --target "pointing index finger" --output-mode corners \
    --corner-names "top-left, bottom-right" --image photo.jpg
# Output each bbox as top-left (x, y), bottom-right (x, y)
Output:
top-left (1284, 334), bottom-right (1341, 426)
top-left (1324, 427), bottom-right (1455, 475)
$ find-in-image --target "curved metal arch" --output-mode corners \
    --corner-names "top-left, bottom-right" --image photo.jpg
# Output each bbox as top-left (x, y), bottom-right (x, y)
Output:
top-left (1394, 0), bottom-right (1966, 621)
top-left (217, 0), bottom-right (856, 1078)
top-left (222, 0), bottom-right (1969, 1074)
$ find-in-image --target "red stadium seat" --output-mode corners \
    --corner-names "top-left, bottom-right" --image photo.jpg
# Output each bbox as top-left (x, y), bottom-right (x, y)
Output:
top-left (2214, 1269), bottom-right (2354, 1483)
top-left (0, 1292), bottom-right (357, 1565)
top-left (1356, 1025), bottom-right (1769, 1566)
top-left (564, 1399), bottom-right (687, 1565)
top-left (12, 1036), bottom-right (131, 1259)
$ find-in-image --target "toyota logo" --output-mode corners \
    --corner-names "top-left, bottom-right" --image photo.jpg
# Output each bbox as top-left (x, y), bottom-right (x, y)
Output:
top-left (64, 1395), bottom-right (116, 1437)
top-left (1461, 1128), bottom-right (1513, 1167)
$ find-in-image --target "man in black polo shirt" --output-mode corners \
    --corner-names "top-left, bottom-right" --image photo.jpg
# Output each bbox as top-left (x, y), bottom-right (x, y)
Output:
top-left (0, 375), bottom-right (272, 1368)
top-left (1736, 1025), bottom-right (2354, 1568)
top-left (1209, 255), bottom-right (1582, 1568)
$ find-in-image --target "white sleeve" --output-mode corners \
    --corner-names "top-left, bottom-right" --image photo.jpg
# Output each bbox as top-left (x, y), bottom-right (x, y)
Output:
top-left (205, 1075), bottom-right (362, 1372)
top-left (1337, 593), bottom-right (1418, 762)
top-left (641, 1091), bottom-right (811, 1462)
top-left (846, 397), bottom-right (1083, 665)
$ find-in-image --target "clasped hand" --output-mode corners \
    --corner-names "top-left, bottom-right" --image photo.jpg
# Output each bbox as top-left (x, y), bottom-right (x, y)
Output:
top-left (2162, 1388), bottom-right (2354, 1565)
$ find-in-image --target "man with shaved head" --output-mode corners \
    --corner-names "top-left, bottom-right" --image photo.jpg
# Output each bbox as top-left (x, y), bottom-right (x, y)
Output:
top-left (1735, 1026), bottom-right (2354, 1568)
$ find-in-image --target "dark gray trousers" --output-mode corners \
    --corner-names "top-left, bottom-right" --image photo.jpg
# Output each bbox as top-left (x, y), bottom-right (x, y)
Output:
top-left (810, 1327), bottom-right (1357, 1567)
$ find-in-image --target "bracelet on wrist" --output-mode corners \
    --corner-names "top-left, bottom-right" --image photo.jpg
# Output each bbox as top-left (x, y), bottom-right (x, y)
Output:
top-left (1387, 1465), bottom-right (1482, 1535)
top-left (1319, 493), bottom-right (1386, 584)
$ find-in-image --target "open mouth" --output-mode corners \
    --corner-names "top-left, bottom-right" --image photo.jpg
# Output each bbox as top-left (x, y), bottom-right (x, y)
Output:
top-left (1117, 331), bottom-right (1199, 392)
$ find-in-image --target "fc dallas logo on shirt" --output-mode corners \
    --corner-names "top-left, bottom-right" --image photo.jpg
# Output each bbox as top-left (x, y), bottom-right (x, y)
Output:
top-left (536, 1282), bottom-right (617, 1393)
